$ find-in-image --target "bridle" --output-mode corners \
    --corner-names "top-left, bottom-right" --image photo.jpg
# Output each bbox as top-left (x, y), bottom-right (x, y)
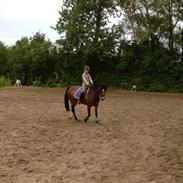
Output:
top-left (99, 88), bottom-right (105, 101)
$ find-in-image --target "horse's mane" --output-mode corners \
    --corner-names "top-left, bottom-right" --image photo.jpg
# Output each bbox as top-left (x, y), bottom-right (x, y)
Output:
top-left (92, 83), bottom-right (107, 91)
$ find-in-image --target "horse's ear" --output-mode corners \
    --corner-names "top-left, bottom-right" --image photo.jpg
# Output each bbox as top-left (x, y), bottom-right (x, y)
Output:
top-left (92, 83), bottom-right (107, 91)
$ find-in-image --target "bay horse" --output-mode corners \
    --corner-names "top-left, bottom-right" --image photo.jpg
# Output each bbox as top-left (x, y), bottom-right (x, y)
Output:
top-left (64, 84), bottom-right (107, 123)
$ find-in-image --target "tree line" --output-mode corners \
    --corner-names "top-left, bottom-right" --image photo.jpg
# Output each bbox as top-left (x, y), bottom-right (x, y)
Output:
top-left (0, 0), bottom-right (183, 92)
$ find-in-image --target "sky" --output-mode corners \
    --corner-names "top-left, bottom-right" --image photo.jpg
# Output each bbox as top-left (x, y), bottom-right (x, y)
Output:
top-left (0, 0), bottom-right (61, 45)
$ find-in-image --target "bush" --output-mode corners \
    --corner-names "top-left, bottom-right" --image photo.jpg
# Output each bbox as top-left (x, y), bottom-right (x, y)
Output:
top-left (46, 78), bottom-right (58, 88)
top-left (32, 80), bottom-right (42, 87)
top-left (94, 72), bottom-right (121, 88)
top-left (0, 76), bottom-right (11, 87)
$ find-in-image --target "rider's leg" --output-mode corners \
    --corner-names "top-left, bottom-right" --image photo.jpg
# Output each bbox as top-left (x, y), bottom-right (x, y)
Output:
top-left (78, 85), bottom-right (86, 104)
top-left (78, 92), bottom-right (84, 104)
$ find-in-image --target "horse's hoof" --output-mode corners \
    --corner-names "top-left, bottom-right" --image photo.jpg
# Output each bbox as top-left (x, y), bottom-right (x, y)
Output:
top-left (96, 120), bottom-right (99, 124)
top-left (84, 119), bottom-right (87, 122)
top-left (69, 115), bottom-right (73, 119)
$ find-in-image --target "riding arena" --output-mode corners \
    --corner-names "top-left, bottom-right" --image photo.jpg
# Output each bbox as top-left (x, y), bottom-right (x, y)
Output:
top-left (0, 87), bottom-right (182, 183)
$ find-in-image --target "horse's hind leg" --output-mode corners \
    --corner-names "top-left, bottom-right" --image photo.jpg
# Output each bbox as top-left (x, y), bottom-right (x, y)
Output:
top-left (84, 105), bottom-right (91, 122)
top-left (71, 105), bottom-right (78, 121)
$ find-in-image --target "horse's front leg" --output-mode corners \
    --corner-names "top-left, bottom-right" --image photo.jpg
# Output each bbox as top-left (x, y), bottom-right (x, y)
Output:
top-left (84, 105), bottom-right (91, 122)
top-left (95, 105), bottom-right (99, 123)
top-left (71, 104), bottom-right (78, 121)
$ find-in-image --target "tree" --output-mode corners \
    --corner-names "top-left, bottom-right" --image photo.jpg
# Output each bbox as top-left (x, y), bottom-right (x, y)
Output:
top-left (118, 0), bottom-right (183, 51)
top-left (7, 32), bottom-right (58, 85)
top-left (8, 37), bottom-right (31, 83)
top-left (54, 0), bottom-right (122, 77)
top-left (0, 41), bottom-right (8, 76)
top-left (159, 0), bottom-right (183, 51)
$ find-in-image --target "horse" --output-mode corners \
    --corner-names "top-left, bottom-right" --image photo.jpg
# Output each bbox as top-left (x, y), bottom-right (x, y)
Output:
top-left (64, 84), bottom-right (107, 123)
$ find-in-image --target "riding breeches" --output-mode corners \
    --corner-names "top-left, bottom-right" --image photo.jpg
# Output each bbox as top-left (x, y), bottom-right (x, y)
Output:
top-left (81, 83), bottom-right (88, 92)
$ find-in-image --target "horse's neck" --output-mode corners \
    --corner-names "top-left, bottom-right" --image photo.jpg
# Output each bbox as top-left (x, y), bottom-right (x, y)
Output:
top-left (89, 87), bottom-right (99, 99)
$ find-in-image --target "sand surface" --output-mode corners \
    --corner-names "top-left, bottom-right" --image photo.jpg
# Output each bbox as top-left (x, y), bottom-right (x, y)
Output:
top-left (0, 87), bottom-right (183, 183)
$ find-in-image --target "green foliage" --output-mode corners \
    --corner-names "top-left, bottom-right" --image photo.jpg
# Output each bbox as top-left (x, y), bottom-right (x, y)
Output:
top-left (0, 42), bottom-right (8, 76)
top-left (54, 0), bottom-right (123, 75)
top-left (6, 32), bottom-right (62, 86)
top-left (0, 76), bottom-right (11, 87)
top-left (32, 78), bottom-right (42, 87)
top-left (0, 1), bottom-right (183, 92)
top-left (46, 78), bottom-right (58, 88)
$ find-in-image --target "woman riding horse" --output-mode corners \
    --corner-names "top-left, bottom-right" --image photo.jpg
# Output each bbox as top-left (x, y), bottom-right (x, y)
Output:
top-left (64, 84), bottom-right (107, 123)
top-left (64, 66), bottom-right (107, 123)
top-left (78, 66), bottom-right (93, 103)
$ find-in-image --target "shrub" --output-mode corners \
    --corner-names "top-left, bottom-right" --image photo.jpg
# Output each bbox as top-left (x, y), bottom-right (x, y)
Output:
top-left (0, 76), bottom-right (11, 87)
top-left (46, 78), bottom-right (58, 88)
top-left (32, 80), bottom-right (42, 87)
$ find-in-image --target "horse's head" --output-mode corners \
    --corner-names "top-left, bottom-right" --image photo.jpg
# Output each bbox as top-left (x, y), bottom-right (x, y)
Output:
top-left (93, 83), bottom-right (107, 101)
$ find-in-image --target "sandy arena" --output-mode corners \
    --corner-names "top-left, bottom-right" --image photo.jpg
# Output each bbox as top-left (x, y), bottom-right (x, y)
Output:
top-left (0, 87), bottom-right (183, 183)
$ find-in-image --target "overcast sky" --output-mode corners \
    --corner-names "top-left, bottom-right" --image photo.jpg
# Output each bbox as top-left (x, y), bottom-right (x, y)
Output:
top-left (0, 0), bottom-right (61, 45)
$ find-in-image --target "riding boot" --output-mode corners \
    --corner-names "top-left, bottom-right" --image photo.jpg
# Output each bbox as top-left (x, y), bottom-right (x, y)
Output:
top-left (78, 92), bottom-right (84, 104)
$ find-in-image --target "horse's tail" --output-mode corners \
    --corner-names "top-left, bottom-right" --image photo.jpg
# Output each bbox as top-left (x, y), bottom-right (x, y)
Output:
top-left (64, 87), bottom-right (70, 111)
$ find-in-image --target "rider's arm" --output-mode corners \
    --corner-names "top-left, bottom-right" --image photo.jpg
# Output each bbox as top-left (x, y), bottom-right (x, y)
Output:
top-left (89, 74), bottom-right (93, 85)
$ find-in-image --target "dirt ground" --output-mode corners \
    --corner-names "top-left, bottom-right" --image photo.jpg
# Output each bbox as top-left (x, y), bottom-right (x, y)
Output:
top-left (0, 87), bottom-right (183, 183)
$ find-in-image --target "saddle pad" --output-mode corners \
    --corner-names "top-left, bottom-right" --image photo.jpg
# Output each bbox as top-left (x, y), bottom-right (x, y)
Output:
top-left (75, 87), bottom-right (82, 99)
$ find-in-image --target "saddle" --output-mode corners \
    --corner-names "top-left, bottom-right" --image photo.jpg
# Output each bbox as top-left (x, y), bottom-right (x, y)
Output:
top-left (75, 87), bottom-right (84, 99)
top-left (75, 87), bottom-right (88, 100)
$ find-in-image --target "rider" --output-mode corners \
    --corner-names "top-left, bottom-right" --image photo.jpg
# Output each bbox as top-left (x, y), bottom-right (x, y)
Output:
top-left (78, 65), bottom-right (93, 103)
